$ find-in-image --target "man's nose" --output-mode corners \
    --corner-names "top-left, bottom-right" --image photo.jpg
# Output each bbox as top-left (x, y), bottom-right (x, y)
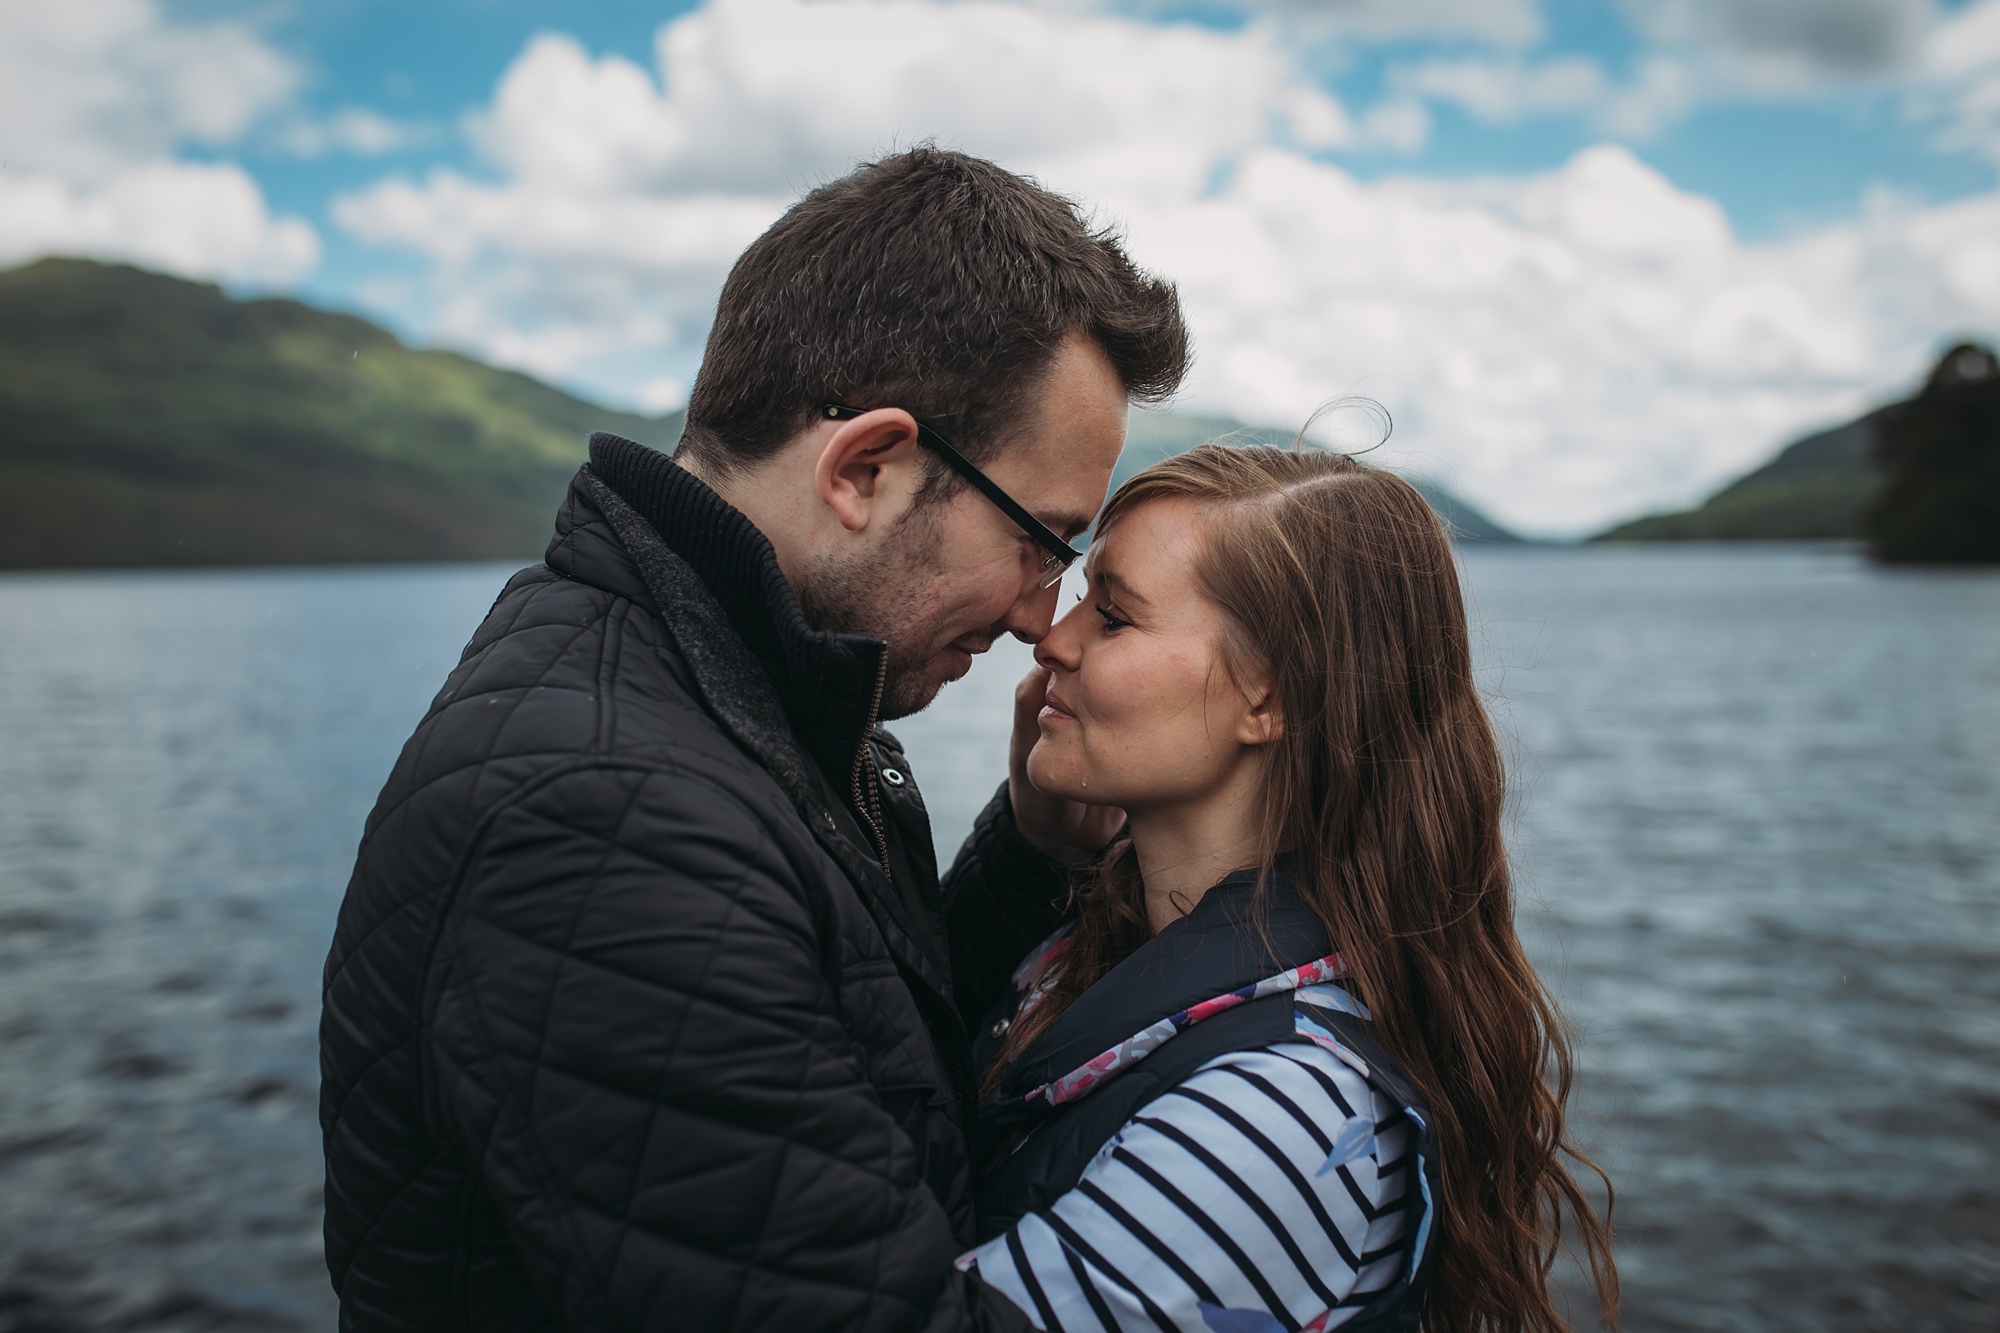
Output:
top-left (1002, 578), bottom-right (1061, 644)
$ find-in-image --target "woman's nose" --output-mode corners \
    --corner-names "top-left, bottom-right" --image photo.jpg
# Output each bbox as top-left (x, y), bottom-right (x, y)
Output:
top-left (1034, 601), bottom-right (1086, 672)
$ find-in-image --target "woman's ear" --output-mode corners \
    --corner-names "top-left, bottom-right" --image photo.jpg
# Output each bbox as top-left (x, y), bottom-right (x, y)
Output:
top-left (1238, 681), bottom-right (1284, 747)
top-left (814, 409), bottom-right (923, 532)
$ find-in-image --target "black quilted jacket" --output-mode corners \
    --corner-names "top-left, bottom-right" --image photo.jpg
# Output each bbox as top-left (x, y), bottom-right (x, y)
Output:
top-left (320, 434), bottom-right (1070, 1332)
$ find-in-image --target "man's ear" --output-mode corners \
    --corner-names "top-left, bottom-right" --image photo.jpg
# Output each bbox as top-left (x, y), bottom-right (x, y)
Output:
top-left (814, 408), bottom-right (924, 533)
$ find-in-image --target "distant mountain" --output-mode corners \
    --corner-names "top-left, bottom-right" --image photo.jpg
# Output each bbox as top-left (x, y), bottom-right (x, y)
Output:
top-left (1592, 415), bottom-right (1883, 542)
top-left (1120, 409), bottom-right (1524, 544)
top-left (1592, 340), bottom-right (1998, 558)
top-left (0, 258), bottom-right (1518, 569)
top-left (0, 258), bottom-right (682, 568)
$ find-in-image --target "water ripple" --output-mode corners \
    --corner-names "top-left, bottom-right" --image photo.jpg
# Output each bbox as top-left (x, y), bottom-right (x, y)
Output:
top-left (0, 546), bottom-right (1994, 1331)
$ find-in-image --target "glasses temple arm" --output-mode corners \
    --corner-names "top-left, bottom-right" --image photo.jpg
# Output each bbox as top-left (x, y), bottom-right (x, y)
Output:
top-left (912, 424), bottom-right (1080, 565)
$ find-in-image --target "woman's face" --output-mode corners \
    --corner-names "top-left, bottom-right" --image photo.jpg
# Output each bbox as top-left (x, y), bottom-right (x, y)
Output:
top-left (1027, 497), bottom-right (1274, 812)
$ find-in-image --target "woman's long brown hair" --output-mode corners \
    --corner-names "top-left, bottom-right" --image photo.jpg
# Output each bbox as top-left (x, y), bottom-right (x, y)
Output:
top-left (995, 442), bottom-right (1619, 1333)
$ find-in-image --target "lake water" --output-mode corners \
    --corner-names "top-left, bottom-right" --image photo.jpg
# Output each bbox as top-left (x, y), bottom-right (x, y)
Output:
top-left (0, 545), bottom-right (1994, 1332)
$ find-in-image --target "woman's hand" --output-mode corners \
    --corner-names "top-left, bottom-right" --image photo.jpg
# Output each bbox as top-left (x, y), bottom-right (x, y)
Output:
top-left (1007, 666), bottom-right (1126, 864)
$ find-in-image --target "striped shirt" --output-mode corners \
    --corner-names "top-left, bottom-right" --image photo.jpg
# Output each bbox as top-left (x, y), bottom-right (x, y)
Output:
top-left (960, 1041), bottom-right (1411, 1333)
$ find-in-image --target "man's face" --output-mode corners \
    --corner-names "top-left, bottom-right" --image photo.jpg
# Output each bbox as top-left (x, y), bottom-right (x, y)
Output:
top-left (798, 333), bottom-right (1128, 720)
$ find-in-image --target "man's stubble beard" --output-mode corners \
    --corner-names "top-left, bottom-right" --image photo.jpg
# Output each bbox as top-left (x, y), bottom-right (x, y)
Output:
top-left (794, 502), bottom-right (960, 722)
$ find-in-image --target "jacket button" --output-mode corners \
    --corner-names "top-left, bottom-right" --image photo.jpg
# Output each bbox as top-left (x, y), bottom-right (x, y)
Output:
top-left (881, 768), bottom-right (906, 787)
top-left (990, 1017), bottom-right (1011, 1039)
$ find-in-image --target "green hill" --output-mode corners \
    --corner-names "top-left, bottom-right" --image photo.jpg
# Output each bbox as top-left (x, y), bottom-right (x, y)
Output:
top-left (1121, 409), bottom-right (1524, 543)
top-left (0, 258), bottom-right (682, 568)
top-left (1593, 414), bottom-right (1883, 542)
top-left (0, 257), bottom-right (1518, 568)
top-left (1593, 339), bottom-right (1997, 556)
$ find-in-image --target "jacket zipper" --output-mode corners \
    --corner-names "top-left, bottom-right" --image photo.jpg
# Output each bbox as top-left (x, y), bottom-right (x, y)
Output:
top-left (848, 654), bottom-right (975, 1133)
top-left (849, 652), bottom-right (893, 878)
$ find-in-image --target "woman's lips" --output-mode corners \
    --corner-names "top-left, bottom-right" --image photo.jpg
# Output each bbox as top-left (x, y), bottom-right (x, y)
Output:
top-left (1040, 687), bottom-right (1077, 722)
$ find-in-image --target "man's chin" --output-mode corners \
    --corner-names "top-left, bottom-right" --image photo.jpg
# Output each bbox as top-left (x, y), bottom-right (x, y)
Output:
top-left (879, 678), bottom-right (942, 722)
top-left (879, 650), bottom-right (974, 722)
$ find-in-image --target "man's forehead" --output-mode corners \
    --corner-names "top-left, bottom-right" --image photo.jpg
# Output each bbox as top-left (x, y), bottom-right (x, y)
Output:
top-left (988, 443), bottom-right (1122, 539)
top-left (1018, 473), bottom-right (1113, 542)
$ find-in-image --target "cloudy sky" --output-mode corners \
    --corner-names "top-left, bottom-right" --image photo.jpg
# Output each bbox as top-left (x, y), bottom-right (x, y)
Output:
top-left (4, 0), bottom-right (1999, 535)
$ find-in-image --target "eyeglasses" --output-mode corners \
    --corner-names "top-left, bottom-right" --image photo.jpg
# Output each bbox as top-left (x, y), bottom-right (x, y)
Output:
top-left (822, 404), bottom-right (1081, 589)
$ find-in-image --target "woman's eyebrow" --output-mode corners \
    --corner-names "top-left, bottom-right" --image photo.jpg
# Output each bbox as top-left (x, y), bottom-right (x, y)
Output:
top-left (1096, 568), bottom-right (1150, 606)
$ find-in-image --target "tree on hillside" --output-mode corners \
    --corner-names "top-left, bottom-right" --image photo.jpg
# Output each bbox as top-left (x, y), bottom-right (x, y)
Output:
top-left (1866, 342), bottom-right (2000, 565)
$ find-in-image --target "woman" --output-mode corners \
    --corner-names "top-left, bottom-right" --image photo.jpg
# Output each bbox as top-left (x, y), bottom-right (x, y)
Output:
top-left (960, 443), bottom-right (1617, 1333)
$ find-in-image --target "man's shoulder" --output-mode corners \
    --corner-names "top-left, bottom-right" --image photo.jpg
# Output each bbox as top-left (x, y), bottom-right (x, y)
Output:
top-left (457, 563), bottom-right (675, 694)
top-left (332, 560), bottom-right (819, 977)
top-left (364, 564), bottom-right (753, 839)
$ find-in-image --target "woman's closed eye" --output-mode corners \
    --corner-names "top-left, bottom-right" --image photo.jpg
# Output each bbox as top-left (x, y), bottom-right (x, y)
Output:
top-left (1094, 604), bottom-right (1131, 632)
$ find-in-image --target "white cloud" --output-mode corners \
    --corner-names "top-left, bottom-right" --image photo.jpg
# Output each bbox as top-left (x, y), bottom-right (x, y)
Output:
top-left (334, 0), bottom-right (1355, 393)
top-left (335, 0), bottom-right (2000, 535)
top-left (277, 107), bottom-right (435, 158)
top-left (1143, 145), bottom-right (1999, 533)
top-left (1101, 0), bottom-right (1544, 48)
top-left (0, 0), bottom-right (318, 284)
top-left (1349, 98), bottom-right (1433, 153)
top-left (1389, 1), bottom-right (1977, 142)
top-left (1396, 54), bottom-right (1609, 122)
top-left (1390, 51), bottom-right (1698, 139)
top-left (0, 162), bottom-right (318, 283)
top-left (1928, 0), bottom-right (2000, 78)
top-left (1918, 0), bottom-right (2000, 165)
top-left (0, 0), bottom-right (300, 181)
top-left (636, 376), bottom-right (691, 414)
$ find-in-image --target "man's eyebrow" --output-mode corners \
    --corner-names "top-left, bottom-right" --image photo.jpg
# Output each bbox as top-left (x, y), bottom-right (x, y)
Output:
top-left (1038, 510), bottom-right (1096, 542)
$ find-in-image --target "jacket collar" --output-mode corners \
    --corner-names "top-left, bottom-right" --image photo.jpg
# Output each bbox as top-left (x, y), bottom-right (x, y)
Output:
top-left (543, 446), bottom-right (956, 1007)
top-left (579, 431), bottom-right (885, 788)
top-left (996, 868), bottom-right (1338, 1108)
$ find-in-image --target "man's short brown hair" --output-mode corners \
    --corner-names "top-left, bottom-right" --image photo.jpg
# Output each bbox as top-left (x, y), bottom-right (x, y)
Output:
top-left (677, 147), bottom-right (1189, 479)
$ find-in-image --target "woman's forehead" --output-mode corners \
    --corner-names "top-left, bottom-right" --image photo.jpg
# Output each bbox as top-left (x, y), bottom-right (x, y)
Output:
top-left (1086, 498), bottom-right (1212, 594)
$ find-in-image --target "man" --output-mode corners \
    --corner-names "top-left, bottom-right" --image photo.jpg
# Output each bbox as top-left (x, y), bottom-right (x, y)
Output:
top-left (320, 148), bottom-right (1187, 1331)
